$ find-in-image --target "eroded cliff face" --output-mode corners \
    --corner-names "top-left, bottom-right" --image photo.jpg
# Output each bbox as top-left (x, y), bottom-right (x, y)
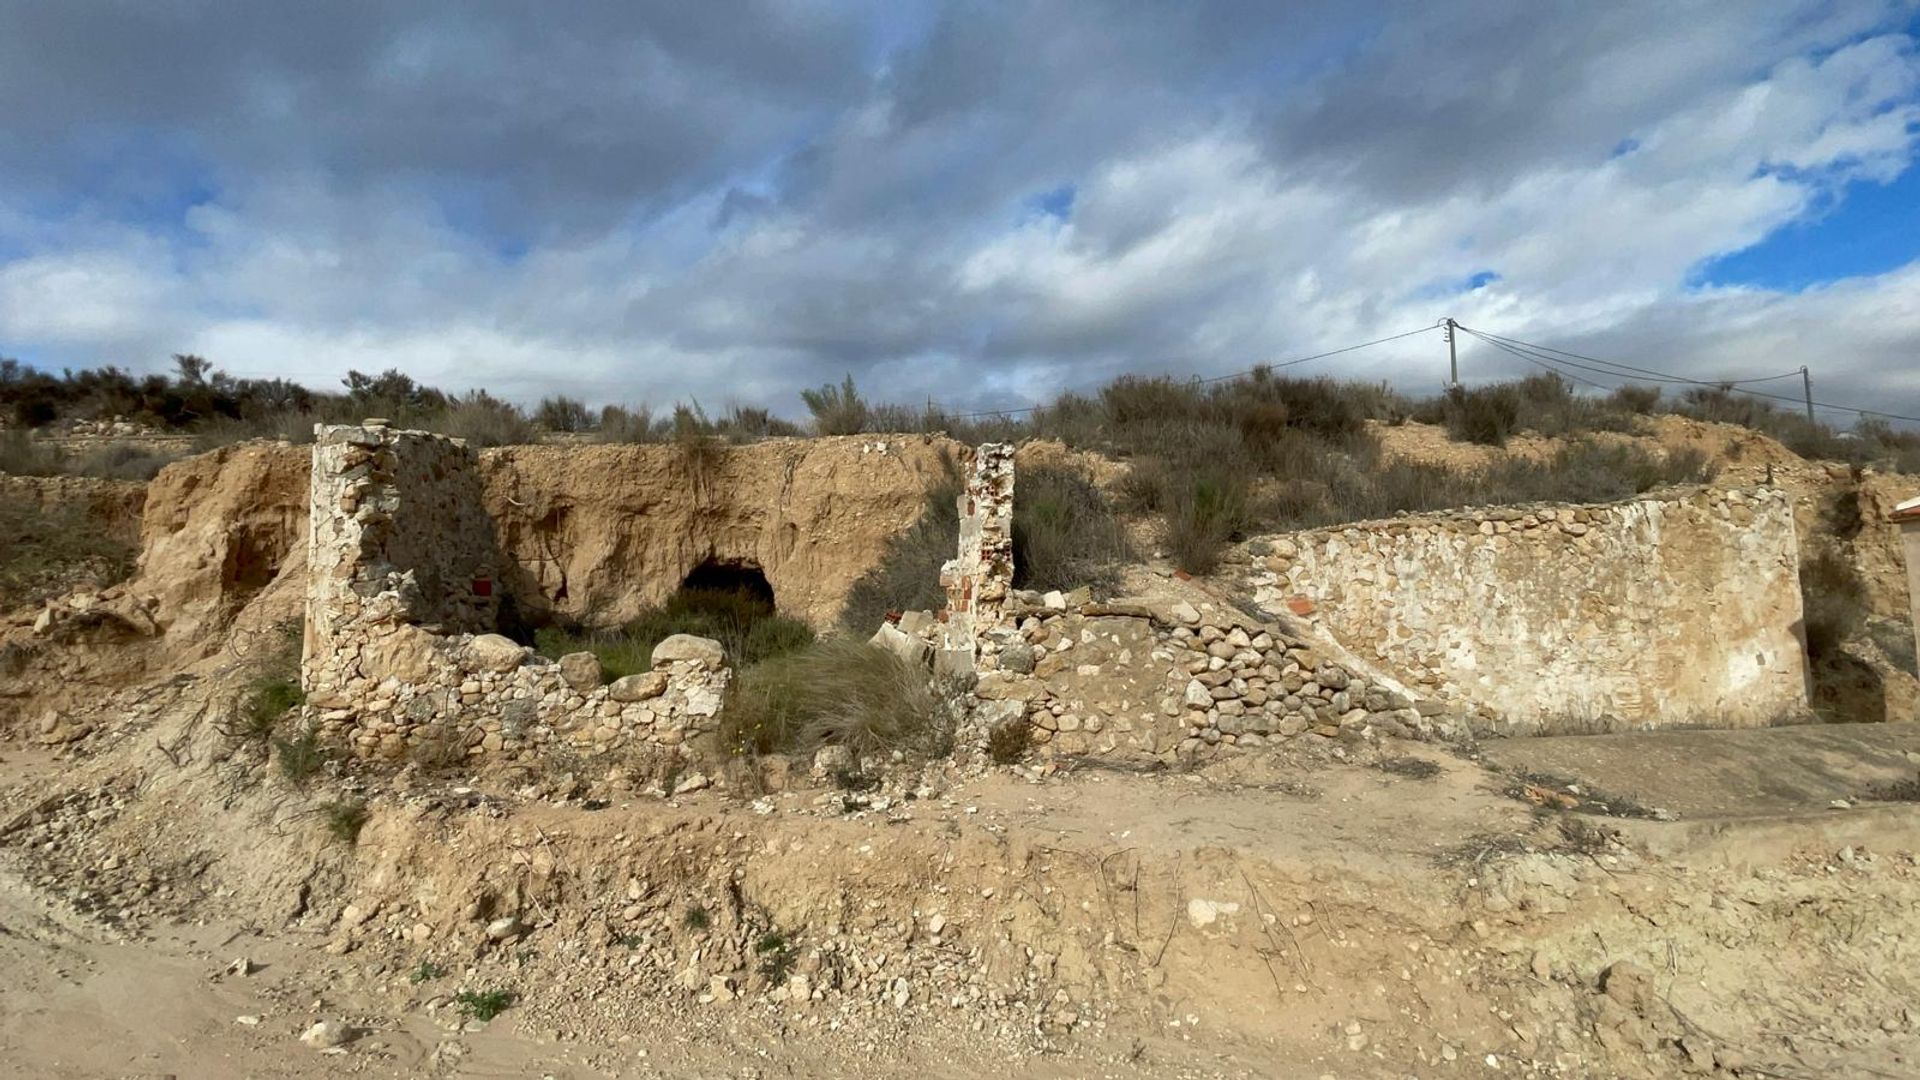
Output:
top-left (478, 436), bottom-right (964, 629)
top-left (133, 442), bottom-right (311, 644)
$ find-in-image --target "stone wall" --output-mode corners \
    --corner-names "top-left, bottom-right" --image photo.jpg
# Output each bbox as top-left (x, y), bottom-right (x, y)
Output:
top-left (940, 442), bottom-right (1015, 667)
top-left (964, 590), bottom-right (1450, 765)
top-left (1243, 486), bottom-right (1808, 734)
top-left (1897, 502), bottom-right (1920, 679)
top-left (302, 423), bottom-right (729, 762)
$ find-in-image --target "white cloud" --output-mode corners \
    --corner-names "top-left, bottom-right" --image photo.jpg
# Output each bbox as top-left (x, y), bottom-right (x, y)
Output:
top-left (0, 2), bottom-right (1917, 422)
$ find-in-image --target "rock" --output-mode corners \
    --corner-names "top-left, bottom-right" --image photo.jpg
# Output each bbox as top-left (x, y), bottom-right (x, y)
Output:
top-left (1169, 601), bottom-right (1201, 626)
top-left (225, 956), bottom-right (256, 977)
top-left (813, 745), bottom-right (856, 776)
top-left (975, 671), bottom-right (1044, 701)
top-left (464, 634), bottom-right (527, 673)
top-left (1529, 951), bottom-right (1551, 979)
top-left (608, 671), bottom-right (669, 702)
top-left (707, 974), bottom-right (735, 1003)
top-left (300, 1019), bottom-right (353, 1049)
top-left (557, 651), bottom-right (602, 692)
top-left (485, 916), bottom-right (525, 942)
top-left (1184, 680), bottom-right (1214, 709)
top-left (1042, 590), bottom-right (1068, 610)
top-left (998, 643), bottom-right (1037, 675)
top-left (652, 634), bottom-right (726, 669)
top-left (869, 622), bottom-right (929, 664)
top-left (672, 771), bottom-right (711, 795)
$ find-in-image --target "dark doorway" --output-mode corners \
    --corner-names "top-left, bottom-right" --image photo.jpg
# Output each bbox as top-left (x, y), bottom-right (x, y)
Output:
top-left (681, 557), bottom-right (775, 611)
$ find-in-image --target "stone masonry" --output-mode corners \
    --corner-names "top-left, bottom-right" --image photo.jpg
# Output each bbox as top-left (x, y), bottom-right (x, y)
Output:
top-left (302, 422), bottom-right (728, 762)
top-left (1244, 486), bottom-right (1808, 734)
top-left (939, 442), bottom-right (1015, 670)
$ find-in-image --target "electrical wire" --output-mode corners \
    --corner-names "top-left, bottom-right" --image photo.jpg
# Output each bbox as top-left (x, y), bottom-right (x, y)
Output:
top-left (1456, 323), bottom-right (1920, 425)
top-left (947, 322), bottom-right (1443, 419)
top-left (1465, 326), bottom-right (1808, 386)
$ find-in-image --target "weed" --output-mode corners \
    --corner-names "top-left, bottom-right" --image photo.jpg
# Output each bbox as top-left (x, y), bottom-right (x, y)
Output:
top-left (1862, 773), bottom-right (1920, 802)
top-left (426, 391), bottom-right (537, 447)
top-left (619, 933), bottom-right (644, 950)
top-left (1012, 464), bottom-right (1130, 591)
top-left (721, 638), bottom-right (949, 760)
top-left (683, 905), bottom-right (711, 932)
top-left (234, 676), bottom-right (303, 741)
top-left (272, 726), bottom-right (328, 786)
top-left (755, 930), bottom-right (796, 983)
top-left (408, 960), bottom-right (448, 984)
top-left (986, 719), bottom-right (1030, 765)
top-left (594, 404), bottom-right (657, 443)
top-left (801, 374), bottom-right (871, 435)
top-left (320, 799), bottom-right (368, 844)
top-left (1374, 757), bottom-right (1442, 780)
top-left (0, 501), bottom-right (138, 611)
top-left (671, 403), bottom-right (724, 495)
top-left (534, 395), bottom-right (592, 433)
top-left (453, 988), bottom-right (515, 1022)
top-left (535, 587), bottom-right (815, 678)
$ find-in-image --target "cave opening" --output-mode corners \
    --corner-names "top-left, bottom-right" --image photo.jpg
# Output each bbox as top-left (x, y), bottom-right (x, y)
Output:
top-left (680, 557), bottom-right (775, 612)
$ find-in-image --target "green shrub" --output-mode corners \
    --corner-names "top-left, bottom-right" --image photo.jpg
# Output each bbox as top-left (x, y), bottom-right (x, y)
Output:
top-left (1436, 383), bottom-right (1521, 446)
top-left (426, 391), bottom-right (537, 447)
top-left (454, 988), bottom-right (515, 1021)
top-left (236, 676), bottom-right (304, 741)
top-left (1801, 550), bottom-right (1866, 661)
top-left (272, 725), bottom-right (328, 786)
top-left (1009, 465), bottom-right (1129, 592)
top-left (594, 404), bottom-right (657, 443)
top-left (535, 395), bottom-right (592, 433)
top-left (1163, 469), bottom-right (1250, 574)
top-left (721, 639), bottom-right (948, 760)
top-left (320, 799), bottom-right (368, 844)
top-left (0, 501), bottom-right (138, 611)
top-left (537, 587), bottom-right (815, 677)
top-left (986, 719), bottom-right (1029, 765)
top-left (839, 475), bottom-right (961, 634)
top-left (801, 374), bottom-right (871, 435)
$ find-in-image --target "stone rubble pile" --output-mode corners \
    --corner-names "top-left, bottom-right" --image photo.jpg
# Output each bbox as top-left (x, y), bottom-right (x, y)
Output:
top-left (964, 589), bottom-right (1457, 763)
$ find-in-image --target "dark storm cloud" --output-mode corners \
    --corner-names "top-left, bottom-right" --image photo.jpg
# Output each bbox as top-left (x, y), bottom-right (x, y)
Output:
top-left (0, 1), bottom-right (1915, 420)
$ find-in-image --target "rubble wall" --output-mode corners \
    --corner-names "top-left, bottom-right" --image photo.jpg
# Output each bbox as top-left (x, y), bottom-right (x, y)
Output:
top-left (1245, 486), bottom-right (1808, 733)
top-left (967, 592), bottom-right (1449, 764)
top-left (302, 423), bottom-right (728, 762)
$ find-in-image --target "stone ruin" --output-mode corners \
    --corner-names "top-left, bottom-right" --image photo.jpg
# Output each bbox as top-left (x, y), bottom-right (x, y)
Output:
top-left (298, 419), bottom-right (1813, 768)
top-left (302, 422), bottom-right (728, 762)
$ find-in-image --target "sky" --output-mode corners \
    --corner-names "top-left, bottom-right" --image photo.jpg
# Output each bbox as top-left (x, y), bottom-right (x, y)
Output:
top-left (1, 1), bottom-right (1918, 425)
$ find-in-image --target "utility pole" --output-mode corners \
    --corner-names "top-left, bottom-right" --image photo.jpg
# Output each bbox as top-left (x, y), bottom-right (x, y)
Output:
top-left (1444, 317), bottom-right (1459, 388)
top-left (1801, 366), bottom-right (1815, 427)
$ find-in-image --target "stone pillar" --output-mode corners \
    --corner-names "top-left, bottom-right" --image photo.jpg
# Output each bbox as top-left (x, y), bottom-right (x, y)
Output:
top-left (939, 443), bottom-right (1015, 671)
top-left (1897, 498), bottom-right (1920, 679)
top-left (302, 421), bottom-right (499, 699)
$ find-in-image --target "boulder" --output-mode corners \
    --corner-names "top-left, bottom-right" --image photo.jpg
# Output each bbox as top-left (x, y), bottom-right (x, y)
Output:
top-left (651, 634), bottom-right (726, 670)
top-left (464, 633), bottom-right (527, 673)
top-left (557, 651), bottom-right (602, 692)
top-left (608, 671), bottom-right (669, 702)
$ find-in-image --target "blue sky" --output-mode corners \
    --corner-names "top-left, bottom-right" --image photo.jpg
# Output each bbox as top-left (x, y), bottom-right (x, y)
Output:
top-left (0, 1), bottom-right (1917, 420)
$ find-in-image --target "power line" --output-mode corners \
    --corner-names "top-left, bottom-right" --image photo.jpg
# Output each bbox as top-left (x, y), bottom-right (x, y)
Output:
top-left (947, 323), bottom-right (1443, 418)
top-left (1467, 326), bottom-right (1806, 387)
top-left (1457, 323), bottom-right (1920, 426)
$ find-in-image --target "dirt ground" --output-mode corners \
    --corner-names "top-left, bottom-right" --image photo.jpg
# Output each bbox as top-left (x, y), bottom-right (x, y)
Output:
top-left (5, 676), bottom-right (1920, 1080)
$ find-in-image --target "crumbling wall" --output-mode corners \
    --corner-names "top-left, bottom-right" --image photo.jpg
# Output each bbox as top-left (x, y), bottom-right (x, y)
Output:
top-left (302, 423), bottom-right (728, 762)
top-left (1244, 486), bottom-right (1807, 733)
top-left (939, 442), bottom-right (1015, 668)
top-left (966, 591), bottom-right (1448, 764)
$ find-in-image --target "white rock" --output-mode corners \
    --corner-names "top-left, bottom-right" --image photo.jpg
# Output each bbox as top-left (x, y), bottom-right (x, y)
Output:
top-left (651, 634), bottom-right (726, 669)
top-left (300, 1019), bottom-right (352, 1049)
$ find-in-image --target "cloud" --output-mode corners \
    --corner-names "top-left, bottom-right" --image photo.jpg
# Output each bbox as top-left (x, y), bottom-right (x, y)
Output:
top-left (0, 0), bottom-right (1917, 422)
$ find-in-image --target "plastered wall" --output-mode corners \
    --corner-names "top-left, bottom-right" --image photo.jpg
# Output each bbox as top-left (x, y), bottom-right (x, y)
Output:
top-left (1244, 486), bottom-right (1809, 733)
